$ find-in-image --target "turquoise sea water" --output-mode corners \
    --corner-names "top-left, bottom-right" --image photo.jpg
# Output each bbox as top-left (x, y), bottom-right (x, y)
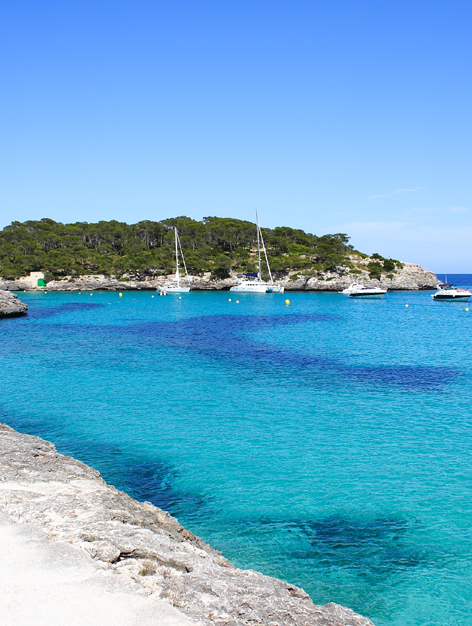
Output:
top-left (2, 279), bottom-right (472, 626)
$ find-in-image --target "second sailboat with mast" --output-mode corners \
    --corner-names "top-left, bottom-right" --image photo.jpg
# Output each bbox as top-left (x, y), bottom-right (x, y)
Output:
top-left (230, 212), bottom-right (284, 294)
top-left (158, 227), bottom-right (191, 294)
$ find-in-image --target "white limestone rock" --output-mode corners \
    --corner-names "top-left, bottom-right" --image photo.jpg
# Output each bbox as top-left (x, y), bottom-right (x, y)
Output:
top-left (0, 289), bottom-right (28, 316)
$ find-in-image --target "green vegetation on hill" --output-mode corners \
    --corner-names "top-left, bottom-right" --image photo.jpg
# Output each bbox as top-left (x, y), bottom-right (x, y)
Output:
top-left (0, 216), bottom-right (361, 280)
top-left (367, 253), bottom-right (403, 278)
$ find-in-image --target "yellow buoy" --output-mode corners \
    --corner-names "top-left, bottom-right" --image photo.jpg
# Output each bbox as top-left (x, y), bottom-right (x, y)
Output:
top-left (151, 295), bottom-right (154, 298)
top-left (119, 293), bottom-right (123, 297)
top-left (466, 308), bottom-right (469, 312)
top-left (179, 296), bottom-right (182, 299)
top-left (228, 298), bottom-right (231, 302)
top-left (236, 300), bottom-right (240, 303)
top-left (285, 299), bottom-right (290, 305)
top-left (90, 293), bottom-right (93, 296)
top-left (405, 304), bottom-right (409, 307)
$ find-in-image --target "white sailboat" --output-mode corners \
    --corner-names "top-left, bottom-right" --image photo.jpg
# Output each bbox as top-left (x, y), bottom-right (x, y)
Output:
top-left (230, 212), bottom-right (284, 294)
top-left (158, 227), bottom-right (191, 294)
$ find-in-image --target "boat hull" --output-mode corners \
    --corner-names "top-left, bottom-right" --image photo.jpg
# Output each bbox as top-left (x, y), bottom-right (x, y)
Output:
top-left (349, 293), bottom-right (385, 299)
top-left (230, 281), bottom-right (268, 293)
top-left (349, 293), bottom-right (384, 300)
top-left (432, 294), bottom-right (470, 301)
top-left (158, 283), bottom-right (191, 293)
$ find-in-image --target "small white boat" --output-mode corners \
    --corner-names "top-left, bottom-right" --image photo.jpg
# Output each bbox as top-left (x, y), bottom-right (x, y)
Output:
top-left (165, 281), bottom-right (190, 294)
top-left (230, 211), bottom-right (284, 294)
top-left (339, 283), bottom-right (364, 295)
top-left (431, 284), bottom-right (471, 302)
top-left (158, 227), bottom-right (191, 294)
top-left (349, 286), bottom-right (387, 299)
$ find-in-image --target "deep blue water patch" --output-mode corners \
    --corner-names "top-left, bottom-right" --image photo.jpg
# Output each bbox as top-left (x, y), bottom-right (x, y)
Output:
top-left (0, 301), bottom-right (105, 322)
top-left (0, 404), bottom-right (210, 518)
top-left (226, 513), bottom-right (432, 577)
top-left (300, 515), bottom-right (429, 573)
top-left (115, 459), bottom-right (211, 516)
top-left (118, 314), bottom-right (460, 391)
top-left (346, 364), bottom-right (458, 390)
top-left (4, 308), bottom-right (458, 391)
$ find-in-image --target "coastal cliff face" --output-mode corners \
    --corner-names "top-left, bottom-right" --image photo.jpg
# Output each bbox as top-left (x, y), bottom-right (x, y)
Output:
top-left (285, 262), bottom-right (437, 291)
top-left (0, 424), bottom-right (374, 626)
top-left (0, 260), bottom-right (437, 292)
top-left (0, 290), bottom-right (28, 316)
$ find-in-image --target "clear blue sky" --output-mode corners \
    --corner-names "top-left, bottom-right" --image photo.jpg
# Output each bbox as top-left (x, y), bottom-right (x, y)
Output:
top-left (1, 0), bottom-right (471, 272)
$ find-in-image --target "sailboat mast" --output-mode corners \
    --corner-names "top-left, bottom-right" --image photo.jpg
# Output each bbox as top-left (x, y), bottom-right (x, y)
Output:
top-left (177, 231), bottom-right (189, 279)
top-left (256, 210), bottom-right (262, 281)
top-left (259, 226), bottom-right (274, 284)
top-left (174, 227), bottom-right (180, 287)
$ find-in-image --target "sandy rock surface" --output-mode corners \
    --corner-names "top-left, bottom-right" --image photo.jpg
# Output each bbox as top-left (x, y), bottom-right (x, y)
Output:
top-left (0, 424), bottom-right (375, 626)
top-left (0, 514), bottom-right (195, 625)
top-left (0, 290), bottom-right (28, 316)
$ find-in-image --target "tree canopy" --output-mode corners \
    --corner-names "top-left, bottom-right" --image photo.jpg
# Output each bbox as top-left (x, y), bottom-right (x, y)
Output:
top-left (0, 216), bottom-right (358, 280)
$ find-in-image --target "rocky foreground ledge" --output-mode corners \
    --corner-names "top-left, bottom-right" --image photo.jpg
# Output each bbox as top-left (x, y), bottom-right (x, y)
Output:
top-left (0, 290), bottom-right (27, 316)
top-left (0, 424), bottom-right (374, 626)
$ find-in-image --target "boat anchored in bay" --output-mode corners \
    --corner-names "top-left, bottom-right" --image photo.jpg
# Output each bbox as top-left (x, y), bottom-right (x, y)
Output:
top-left (339, 283), bottom-right (364, 295)
top-left (348, 285), bottom-right (387, 299)
top-left (431, 284), bottom-right (471, 302)
top-left (158, 227), bottom-right (191, 294)
top-left (230, 211), bottom-right (284, 294)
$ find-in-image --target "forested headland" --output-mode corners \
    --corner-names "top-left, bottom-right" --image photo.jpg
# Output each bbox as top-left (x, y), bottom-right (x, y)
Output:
top-left (0, 217), bottom-right (401, 280)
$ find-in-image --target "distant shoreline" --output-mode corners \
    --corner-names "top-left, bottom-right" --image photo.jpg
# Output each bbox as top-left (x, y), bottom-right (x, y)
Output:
top-left (4, 286), bottom-right (437, 292)
top-left (1, 261), bottom-right (439, 293)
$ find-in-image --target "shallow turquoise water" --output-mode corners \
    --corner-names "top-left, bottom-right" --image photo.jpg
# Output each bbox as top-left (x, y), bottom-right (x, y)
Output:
top-left (2, 285), bottom-right (472, 625)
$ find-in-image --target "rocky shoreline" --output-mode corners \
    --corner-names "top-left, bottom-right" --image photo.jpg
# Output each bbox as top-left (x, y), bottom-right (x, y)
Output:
top-left (0, 261), bottom-right (438, 292)
top-left (0, 289), bottom-right (28, 316)
top-left (0, 423), bottom-right (374, 626)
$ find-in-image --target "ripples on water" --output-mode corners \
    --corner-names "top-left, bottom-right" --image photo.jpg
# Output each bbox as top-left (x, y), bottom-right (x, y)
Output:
top-left (1, 286), bottom-right (472, 626)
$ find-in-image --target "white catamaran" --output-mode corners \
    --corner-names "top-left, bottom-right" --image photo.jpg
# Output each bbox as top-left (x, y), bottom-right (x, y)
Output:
top-left (230, 211), bottom-right (284, 294)
top-left (158, 227), bottom-right (191, 294)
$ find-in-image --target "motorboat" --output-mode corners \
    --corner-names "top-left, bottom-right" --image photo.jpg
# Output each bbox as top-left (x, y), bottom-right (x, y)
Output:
top-left (348, 286), bottom-right (387, 299)
top-left (431, 284), bottom-right (471, 302)
top-left (230, 211), bottom-right (284, 294)
top-left (158, 227), bottom-right (191, 294)
top-left (339, 283), bottom-right (364, 295)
